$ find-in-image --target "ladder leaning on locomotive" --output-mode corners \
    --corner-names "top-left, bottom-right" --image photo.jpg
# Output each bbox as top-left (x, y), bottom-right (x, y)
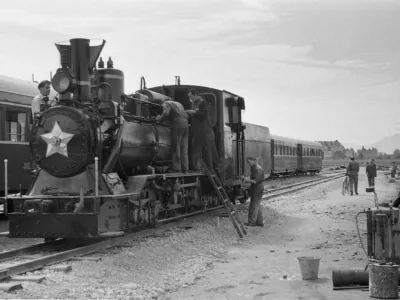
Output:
top-left (1, 38), bottom-right (323, 239)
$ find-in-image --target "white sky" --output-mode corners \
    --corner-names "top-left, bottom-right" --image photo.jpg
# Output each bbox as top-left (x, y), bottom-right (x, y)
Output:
top-left (1, 0), bottom-right (399, 148)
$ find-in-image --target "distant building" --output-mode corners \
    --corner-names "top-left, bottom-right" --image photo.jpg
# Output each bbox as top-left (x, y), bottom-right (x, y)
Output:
top-left (317, 140), bottom-right (345, 158)
top-left (344, 148), bottom-right (355, 158)
top-left (357, 146), bottom-right (379, 159)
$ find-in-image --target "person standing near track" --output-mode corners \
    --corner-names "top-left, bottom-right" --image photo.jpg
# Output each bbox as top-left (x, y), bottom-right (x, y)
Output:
top-left (391, 162), bottom-right (398, 179)
top-left (242, 157), bottom-right (265, 227)
top-left (346, 156), bottom-right (360, 195)
top-left (366, 159), bottom-right (377, 187)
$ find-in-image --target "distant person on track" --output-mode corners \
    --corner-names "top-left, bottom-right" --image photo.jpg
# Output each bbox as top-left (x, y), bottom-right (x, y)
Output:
top-left (31, 80), bottom-right (51, 118)
top-left (366, 159), bottom-right (377, 187)
top-left (156, 99), bottom-right (189, 173)
top-left (346, 156), bottom-right (360, 196)
top-left (391, 162), bottom-right (398, 179)
top-left (242, 157), bottom-right (265, 227)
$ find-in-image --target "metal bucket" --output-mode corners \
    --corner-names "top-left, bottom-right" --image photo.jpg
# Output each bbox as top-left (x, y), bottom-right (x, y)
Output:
top-left (369, 263), bottom-right (399, 299)
top-left (297, 256), bottom-right (321, 280)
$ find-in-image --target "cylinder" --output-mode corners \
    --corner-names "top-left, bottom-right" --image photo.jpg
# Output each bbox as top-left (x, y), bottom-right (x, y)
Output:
top-left (369, 263), bottom-right (399, 299)
top-left (70, 38), bottom-right (90, 102)
top-left (98, 68), bottom-right (124, 104)
top-left (332, 269), bottom-right (370, 287)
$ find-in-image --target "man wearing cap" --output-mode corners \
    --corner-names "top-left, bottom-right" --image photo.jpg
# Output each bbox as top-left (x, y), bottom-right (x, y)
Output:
top-left (366, 159), bottom-right (377, 187)
top-left (242, 156), bottom-right (265, 227)
top-left (186, 89), bottom-right (213, 172)
top-left (346, 156), bottom-right (360, 195)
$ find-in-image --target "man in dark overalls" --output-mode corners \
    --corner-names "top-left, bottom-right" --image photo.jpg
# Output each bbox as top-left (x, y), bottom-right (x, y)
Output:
top-left (242, 157), bottom-right (265, 227)
top-left (346, 156), bottom-right (360, 195)
top-left (391, 162), bottom-right (398, 179)
top-left (156, 99), bottom-right (189, 173)
top-left (186, 89), bottom-right (213, 172)
top-left (366, 159), bottom-right (377, 187)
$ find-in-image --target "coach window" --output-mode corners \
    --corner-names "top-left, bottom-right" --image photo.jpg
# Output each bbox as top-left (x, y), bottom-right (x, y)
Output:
top-left (5, 110), bottom-right (27, 142)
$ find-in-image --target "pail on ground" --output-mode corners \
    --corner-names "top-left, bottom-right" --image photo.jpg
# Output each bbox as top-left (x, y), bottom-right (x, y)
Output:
top-left (297, 256), bottom-right (321, 280)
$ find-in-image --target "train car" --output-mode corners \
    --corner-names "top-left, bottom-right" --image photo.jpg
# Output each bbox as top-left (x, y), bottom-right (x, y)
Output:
top-left (298, 140), bottom-right (323, 174)
top-left (0, 75), bottom-right (37, 198)
top-left (242, 123), bottom-right (272, 178)
top-left (2, 38), bottom-right (248, 239)
top-left (0, 76), bottom-right (58, 215)
top-left (270, 134), bottom-right (298, 176)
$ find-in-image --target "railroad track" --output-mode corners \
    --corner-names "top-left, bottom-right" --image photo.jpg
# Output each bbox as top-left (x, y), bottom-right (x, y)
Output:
top-left (0, 173), bottom-right (344, 284)
top-left (263, 172), bottom-right (344, 201)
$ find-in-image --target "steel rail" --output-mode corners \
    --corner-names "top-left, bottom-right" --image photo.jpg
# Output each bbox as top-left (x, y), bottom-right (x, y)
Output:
top-left (0, 206), bottom-right (224, 281)
top-left (264, 172), bottom-right (345, 193)
top-left (263, 173), bottom-right (344, 201)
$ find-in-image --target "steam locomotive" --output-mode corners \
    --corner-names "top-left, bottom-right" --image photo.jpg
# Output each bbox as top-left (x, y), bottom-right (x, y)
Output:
top-left (2, 38), bottom-right (322, 239)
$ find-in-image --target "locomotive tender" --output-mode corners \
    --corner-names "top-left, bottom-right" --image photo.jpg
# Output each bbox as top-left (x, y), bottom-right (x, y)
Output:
top-left (2, 38), bottom-right (323, 239)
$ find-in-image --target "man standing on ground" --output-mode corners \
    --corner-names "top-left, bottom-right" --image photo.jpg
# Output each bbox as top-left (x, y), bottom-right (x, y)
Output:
top-left (366, 158), bottom-right (377, 187)
top-left (346, 156), bottom-right (360, 195)
top-left (242, 157), bottom-right (264, 227)
top-left (31, 80), bottom-right (51, 119)
top-left (391, 162), bottom-right (398, 179)
top-left (156, 99), bottom-right (189, 173)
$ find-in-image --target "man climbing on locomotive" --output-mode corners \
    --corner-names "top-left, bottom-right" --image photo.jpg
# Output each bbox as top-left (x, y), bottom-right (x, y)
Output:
top-left (156, 98), bottom-right (189, 173)
top-left (186, 89), bottom-right (213, 173)
top-left (31, 80), bottom-right (52, 119)
top-left (242, 157), bottom-right (265, 227)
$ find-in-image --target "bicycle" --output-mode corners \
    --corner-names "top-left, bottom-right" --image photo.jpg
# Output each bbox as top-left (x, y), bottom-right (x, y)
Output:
top-left (342, 175), bottom-right (350, 196)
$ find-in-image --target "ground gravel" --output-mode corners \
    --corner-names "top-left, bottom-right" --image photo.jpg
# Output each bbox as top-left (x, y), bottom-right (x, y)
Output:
top-left (0, 174), bottom-right (338, 300)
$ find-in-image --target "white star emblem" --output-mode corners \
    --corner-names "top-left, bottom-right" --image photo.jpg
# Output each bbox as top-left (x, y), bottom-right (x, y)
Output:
top-left (40, 121), bottom-right (74, 158)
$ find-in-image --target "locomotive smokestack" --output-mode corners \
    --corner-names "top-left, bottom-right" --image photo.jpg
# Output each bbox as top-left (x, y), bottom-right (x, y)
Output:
top-left (54, 38), bottom-right (106, 102)
top-left (70, 38), bottom-right (90, 101)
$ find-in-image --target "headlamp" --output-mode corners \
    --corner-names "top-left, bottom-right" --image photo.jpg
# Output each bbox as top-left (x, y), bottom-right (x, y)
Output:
top-left (52, 68), bottom-right (75, 94)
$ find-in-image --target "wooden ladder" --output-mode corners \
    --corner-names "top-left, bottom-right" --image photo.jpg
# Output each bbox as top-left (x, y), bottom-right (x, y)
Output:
top-left (202, 164), bottom-right (247, 238)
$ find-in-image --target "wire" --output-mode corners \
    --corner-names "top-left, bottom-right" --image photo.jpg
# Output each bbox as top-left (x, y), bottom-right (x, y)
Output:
top-left (356, 211), bottom-right (368, 258)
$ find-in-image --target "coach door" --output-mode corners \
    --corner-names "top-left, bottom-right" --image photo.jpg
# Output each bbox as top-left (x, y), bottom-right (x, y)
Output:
top-left (297, 144), bottom-right (303, 171)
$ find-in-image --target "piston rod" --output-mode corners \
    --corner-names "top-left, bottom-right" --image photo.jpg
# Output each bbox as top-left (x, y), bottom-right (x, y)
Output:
top-left (95, 157), bottom-right (99, 196)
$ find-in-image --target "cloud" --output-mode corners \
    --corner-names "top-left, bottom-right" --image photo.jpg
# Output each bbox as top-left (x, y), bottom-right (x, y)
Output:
top-left (240, 0), bottom-right (270, 10)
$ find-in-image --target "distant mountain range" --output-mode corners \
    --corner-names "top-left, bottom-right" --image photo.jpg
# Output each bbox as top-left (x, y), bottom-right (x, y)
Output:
top-left (366, 134), bottom-right (400, 154)
top-left (341, 134), bottom-right (399, 154)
